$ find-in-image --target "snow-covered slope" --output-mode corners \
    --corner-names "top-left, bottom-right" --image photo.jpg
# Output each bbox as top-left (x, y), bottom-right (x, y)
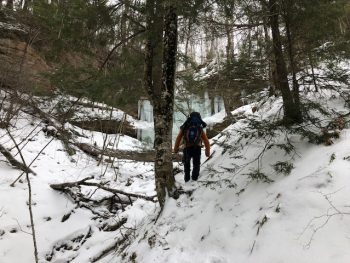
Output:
top-left (0, 95), bottom-right (157, 262)
top-left (113, 92), bottom-right (350, 263)
top-left (2, 85), bottom-right (350, 263)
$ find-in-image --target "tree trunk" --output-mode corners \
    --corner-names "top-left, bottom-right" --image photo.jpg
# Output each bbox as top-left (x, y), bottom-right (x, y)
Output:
top-left (222, 91), bottom-right (234, 118)
top-left (268, 0), bottom-right (302, 123)
top-left (154, 3), bottom-right (177, 207)
top-left (283, 2), bottom-right (302, 119)
top-left (144, 0), bottom-right (177, 207)
top-left (247, 17), bottom-right (253, 58)
top-left (6, 0), bottom-right (14, 9)
top-left (262, 4), bottom-right (276, 96)
top-left (120, 0), bottom-right (130, 68)
top-left (308, 52), bottom-right (318, 92)
top-left (184, 18), bottom-right (192, 68)
top-left (225, 21), bottom-right (234, 63)
top-left (23, 0), bottom-right (30, 11)
top-left (144, 0), bottom-right (163, 99)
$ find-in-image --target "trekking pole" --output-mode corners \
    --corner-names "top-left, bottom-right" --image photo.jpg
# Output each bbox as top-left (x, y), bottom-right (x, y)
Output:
top-left (201, 150), bottom-right (216, 166)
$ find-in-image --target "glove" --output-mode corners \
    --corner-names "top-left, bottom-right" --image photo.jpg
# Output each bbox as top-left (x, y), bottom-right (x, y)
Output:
top-left (205, 148), bottom-right (210, 157)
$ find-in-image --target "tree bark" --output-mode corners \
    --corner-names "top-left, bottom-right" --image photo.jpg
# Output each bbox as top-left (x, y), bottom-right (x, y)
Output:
top-left (283, 1), bottom-right (302, 119)
top-left (225, 20), bottom-right (234, 63)
top-left (184, 18), bottom-right (192, 67)
top-left (6, 0), bottom-right (13, 10)
top-left (23, 0), bottom-right (31, 11)
top-left (221, 89), bottom-right (235, 118)
top-left (144, 0), bottom-right (177, 207)
top-left (144, 0), bottom-right (163, 99)
top-left (153, 3), bottom-right (177, 206)
top-left (261, 2), bottom-right (277, 96)
top-left (308, 52), bottom-right (318, 92)
top-left (268, 0), bottom-right (302, 123)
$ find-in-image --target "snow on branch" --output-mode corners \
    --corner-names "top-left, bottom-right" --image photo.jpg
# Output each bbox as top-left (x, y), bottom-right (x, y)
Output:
top-left (50, 177), bottom-right (157, 202)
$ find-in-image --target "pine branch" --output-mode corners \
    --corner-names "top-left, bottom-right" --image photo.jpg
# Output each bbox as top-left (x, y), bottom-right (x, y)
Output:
top-left (99, 29), bottom-right (146, 71)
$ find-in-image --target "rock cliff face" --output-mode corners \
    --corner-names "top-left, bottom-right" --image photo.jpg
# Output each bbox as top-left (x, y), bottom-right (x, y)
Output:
top-left (0, 16), bottom-right (100, 94)
top-left (0, 36), bottom-right (52, 93)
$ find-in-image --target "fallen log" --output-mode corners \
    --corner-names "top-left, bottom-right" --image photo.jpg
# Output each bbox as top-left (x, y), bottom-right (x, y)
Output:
top-left (0, 143), bottom-right (36, 174)
top-left (73, 142), bottom-right (182, 163)
top-left (17, 95), bottom-right (183, 163)
top-left (90, 230), bottom-right (132, 262)
top-left (103, 217), bottom-right (128, 232)
top-left (71, 119), bottom-right (136, 138)
top-left (50, 177), bottom-right (157, 202)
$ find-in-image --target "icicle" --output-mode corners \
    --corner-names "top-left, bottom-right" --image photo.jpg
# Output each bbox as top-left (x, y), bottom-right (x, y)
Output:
top-left (203, 91), bottom-right (211, 117)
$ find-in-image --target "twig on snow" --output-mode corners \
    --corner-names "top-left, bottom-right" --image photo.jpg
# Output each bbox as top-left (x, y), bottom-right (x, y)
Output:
top-left (6, 129), bottom-right (39, 263)
top-left (0, 143), bottom-right (36, 174)
top-left (10, 137), bottom-right (54, 187)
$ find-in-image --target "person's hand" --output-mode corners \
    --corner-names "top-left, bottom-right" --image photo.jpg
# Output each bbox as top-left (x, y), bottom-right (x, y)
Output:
top-left (205, 149), bottom-right (210, 157)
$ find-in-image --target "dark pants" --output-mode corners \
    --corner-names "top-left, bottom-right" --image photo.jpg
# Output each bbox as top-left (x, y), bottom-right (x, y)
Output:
top-left (183, 146), bottom-right (201, 182)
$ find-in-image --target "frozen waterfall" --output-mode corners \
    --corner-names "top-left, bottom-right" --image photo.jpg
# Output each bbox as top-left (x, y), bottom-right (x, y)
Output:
top-left (137, 92), bottom-right (226, 147)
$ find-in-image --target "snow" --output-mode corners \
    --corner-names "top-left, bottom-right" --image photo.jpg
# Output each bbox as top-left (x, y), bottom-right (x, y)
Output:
top-left (0, 94), bottom-right (157, 262)
top-left (0, 21), bottom-right (27, 33)
top-left (1, 71), bottom-right (350, 263)
top-left (115, 91), bottom-right (350, 262)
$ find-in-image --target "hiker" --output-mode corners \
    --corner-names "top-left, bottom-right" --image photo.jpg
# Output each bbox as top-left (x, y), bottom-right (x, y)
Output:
top-left (173, 112), bottom-right (210, 182)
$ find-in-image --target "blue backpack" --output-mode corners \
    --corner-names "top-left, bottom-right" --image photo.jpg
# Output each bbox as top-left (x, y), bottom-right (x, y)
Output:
top-left (182, 113), bottom-right (205, 146)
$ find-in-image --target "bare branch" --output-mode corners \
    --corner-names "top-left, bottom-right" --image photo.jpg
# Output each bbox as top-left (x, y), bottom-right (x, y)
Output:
top-left (99, 29), bottom-right (146, 71)
top-left (0, 143), bottom-right (36, 174)
top-left (10, 137), bottom-right (54, 187)
top-left (50, 177), bottom-right (156, 202)
top-left (299, 190), bottom-right (350, 248)
top-left (6, 129), bottom-right (39, 263)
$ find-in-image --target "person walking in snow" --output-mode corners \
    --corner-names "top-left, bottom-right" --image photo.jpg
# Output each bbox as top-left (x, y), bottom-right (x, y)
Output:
top-left (173, 112), bottom-right (210, 182)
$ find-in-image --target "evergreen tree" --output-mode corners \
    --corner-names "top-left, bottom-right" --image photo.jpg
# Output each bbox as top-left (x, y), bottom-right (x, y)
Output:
top-left (267, 0), bottom-right (302, 123)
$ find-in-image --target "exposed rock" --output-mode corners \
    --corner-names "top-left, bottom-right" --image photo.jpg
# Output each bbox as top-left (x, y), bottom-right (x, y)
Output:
top-left (0, 37), bottom-right (52, 93)
top-left (206, 118), bottom-right (234, 139)
top-left (71, 119), bottom-right (137, 138)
